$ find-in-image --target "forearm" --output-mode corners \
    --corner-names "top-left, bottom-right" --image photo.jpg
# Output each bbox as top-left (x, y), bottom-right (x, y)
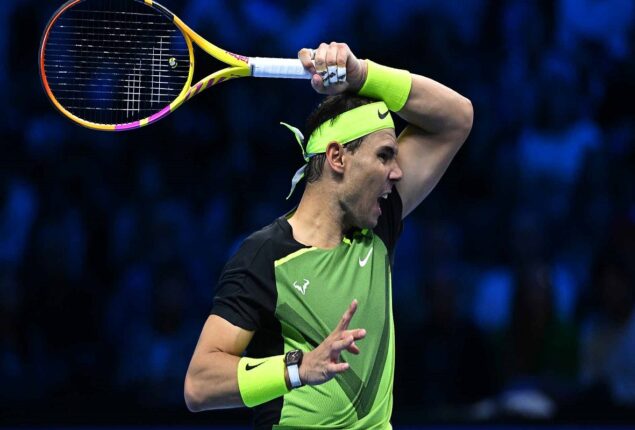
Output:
top-left (184, 351), bottom-right (243, 411)
top-left (354, 59), bottom-right (473, 139)
top-left (398, 73), bottom-right (473, 138)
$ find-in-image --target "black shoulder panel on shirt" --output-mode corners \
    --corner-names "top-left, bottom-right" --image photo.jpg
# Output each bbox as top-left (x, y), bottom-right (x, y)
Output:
top-left (210, 218), bottom-right (306, 332)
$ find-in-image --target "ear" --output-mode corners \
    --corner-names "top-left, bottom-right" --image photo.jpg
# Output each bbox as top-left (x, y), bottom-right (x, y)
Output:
top-left (324, 141), bottom-right (345, 174)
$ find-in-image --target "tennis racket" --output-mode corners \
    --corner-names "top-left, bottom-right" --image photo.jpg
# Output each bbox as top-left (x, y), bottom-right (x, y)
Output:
top-left (39, 0), bottom-right (312, 131)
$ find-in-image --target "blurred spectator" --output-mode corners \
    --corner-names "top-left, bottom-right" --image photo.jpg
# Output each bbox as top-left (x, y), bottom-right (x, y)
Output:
top-left (504, 263), bottom-right (578, 383)
top-left (557, 0), bottom-right (634, 59)
top-left (105, 262), bottom-right (197, 407)
top-left (493, 262), bottom-right (578, 419)
top-left (579, 253), bottom-right (635, 412)
top-left (396, 269), bottom-right (495, 417)
top-left (0, 178), bottom-right (38, 266)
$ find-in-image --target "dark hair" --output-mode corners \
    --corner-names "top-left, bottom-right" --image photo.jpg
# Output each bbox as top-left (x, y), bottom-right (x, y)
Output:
top-left (303, 94), bottom-right (375, 183)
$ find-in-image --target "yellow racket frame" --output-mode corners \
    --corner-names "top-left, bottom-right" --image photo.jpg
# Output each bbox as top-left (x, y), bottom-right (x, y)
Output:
top-left (40, 0), bottom-right (254, 131)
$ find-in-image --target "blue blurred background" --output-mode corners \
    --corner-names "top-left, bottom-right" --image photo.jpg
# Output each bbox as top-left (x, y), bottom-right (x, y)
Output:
top-left (2, 0), bottom-right (635, 427)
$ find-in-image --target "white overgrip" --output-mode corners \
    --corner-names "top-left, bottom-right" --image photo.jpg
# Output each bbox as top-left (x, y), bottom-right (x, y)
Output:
top-left (249, 57), bottom-right (312, 79)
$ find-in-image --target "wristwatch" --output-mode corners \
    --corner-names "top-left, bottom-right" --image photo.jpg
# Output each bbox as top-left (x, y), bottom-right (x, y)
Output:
top-left (284, 349), bottom-right (304, 389)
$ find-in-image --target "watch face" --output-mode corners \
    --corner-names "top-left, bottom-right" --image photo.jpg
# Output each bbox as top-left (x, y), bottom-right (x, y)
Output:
top-left (286, 350), bottom-right (302, 365)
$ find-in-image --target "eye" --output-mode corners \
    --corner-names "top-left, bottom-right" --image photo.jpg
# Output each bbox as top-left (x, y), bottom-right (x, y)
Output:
top-left (378, 151), bottom-right (391, 162)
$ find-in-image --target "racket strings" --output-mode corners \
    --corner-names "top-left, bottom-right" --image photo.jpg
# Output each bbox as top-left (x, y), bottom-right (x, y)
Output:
top-left (43, 0), bottom-right (190, 125)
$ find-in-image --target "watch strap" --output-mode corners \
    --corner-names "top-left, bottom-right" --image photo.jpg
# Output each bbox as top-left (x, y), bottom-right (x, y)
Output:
top-left (287, 363), bottom-right (302, 388)
top-left (285, 350), bottom-right (304, 389)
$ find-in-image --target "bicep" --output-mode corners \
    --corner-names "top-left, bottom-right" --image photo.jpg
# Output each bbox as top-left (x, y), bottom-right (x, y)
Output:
top-left (395, 125), bottom-right (465, 218)
top-left (193, 314), bottom-right (254, 357)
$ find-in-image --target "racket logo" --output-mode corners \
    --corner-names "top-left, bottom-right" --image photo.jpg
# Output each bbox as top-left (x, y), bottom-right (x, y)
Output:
top-left (225, 51), bottom-right (249, 64)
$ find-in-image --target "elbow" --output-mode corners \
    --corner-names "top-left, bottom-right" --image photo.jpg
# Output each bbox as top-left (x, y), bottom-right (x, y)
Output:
top-left (445, 95), bottom-right (473, 149)
top-left (459, 96), bottom-right (474, 140)
top-left (461, 97), bottom-right (474, 139)
top-left (184, 374), bottom-right (204, 413)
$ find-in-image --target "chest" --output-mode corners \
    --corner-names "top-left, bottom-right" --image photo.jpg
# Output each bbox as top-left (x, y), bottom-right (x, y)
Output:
top-left (273, 235), bottom-right (390, 343)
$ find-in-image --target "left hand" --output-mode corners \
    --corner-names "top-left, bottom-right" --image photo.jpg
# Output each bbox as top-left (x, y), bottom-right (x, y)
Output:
top-left (298, 42), bottom-right (367, 95)
top-left (299, 299), bottom-right (366, 386)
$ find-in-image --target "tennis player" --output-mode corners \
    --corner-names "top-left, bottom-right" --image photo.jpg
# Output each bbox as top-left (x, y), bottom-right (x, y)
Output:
top-left (184, 42), bottom-right (473, 429)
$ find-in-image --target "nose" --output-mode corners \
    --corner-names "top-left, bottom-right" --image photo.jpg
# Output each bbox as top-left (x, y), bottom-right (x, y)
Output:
top-left (389, 160), bottom-right (403, 182)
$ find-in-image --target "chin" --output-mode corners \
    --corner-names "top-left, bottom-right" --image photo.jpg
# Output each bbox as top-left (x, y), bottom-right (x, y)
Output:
top-left (358, 216), bottom-right (379, 230)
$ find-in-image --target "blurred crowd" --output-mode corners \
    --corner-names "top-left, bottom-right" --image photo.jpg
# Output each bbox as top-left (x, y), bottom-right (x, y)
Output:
top-left (1, 0), bottom-right (634, 425)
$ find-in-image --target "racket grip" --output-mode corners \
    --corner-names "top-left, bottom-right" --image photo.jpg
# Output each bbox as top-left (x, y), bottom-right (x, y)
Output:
top-left (249, 57), bottom-right (312, 79)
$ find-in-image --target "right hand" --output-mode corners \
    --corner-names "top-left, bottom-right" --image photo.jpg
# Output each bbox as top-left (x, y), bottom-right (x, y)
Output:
top-left (297, 42), bottom-right (367, 95)
top-left (299, 300), bottom-right (366, 385)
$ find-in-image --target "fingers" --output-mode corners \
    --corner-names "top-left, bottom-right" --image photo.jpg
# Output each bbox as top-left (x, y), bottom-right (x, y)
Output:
top-left (304, 42), bottom-right (351, 91)
top-left (312, 42), bottom-right (329, 88)
top-left (350, 328), bottom-right (367, 340)
top-left (327, 361), bottom-right (350, 374)
top-left (325, 42), bottom-right (339, 86)
top-left (335, 299), bottom-right (358, 332)
top-left (331, 334), bottom-right (354, 354)
top-left (347, 341), bottom-right (360, 355)
top-left (297, 47), bottom-right (316, 75)
top-left (336, 43), bottom-right (348, 84)
top-left (331, 328), bottom-right (366, 356)
top-left (346, 328), bottom-right (367, 354)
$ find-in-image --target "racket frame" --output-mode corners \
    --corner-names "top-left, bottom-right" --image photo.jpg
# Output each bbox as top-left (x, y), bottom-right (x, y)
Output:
top-left (39, 0), bottom-right (254, 131)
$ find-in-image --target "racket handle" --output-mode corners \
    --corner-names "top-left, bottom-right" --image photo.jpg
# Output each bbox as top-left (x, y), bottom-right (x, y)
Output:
top-left (249, 57), bottom-right (312, 79)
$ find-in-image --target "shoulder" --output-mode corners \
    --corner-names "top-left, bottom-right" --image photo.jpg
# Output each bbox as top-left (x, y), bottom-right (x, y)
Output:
top-left (212, 218), bottom-right (302, 331)
top-left (225, 217), bottom-right (305, 271)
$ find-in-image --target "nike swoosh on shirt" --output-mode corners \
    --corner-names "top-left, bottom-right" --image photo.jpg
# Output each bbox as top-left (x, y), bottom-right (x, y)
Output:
top-left (378, 110), bottom-right (389, 120)
top-left (359, 248), bottom-right (373, 267)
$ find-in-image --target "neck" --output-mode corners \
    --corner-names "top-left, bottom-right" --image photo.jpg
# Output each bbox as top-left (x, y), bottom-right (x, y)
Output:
top-left (288, 182), bottom-right (348, 249)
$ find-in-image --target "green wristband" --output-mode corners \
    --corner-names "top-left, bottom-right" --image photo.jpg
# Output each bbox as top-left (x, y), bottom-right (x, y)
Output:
top-left (358, 60), bottom-right (412, 112)
top-left (237, 355), bottom-right (290, 407)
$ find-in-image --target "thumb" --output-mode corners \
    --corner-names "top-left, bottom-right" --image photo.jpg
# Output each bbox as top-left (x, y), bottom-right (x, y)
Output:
top-left (311, 74), bottom-right (323, 92)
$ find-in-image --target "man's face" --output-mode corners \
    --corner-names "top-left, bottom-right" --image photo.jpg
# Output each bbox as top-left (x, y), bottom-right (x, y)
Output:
top-left (339, 129), bottom-right (402, 229)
